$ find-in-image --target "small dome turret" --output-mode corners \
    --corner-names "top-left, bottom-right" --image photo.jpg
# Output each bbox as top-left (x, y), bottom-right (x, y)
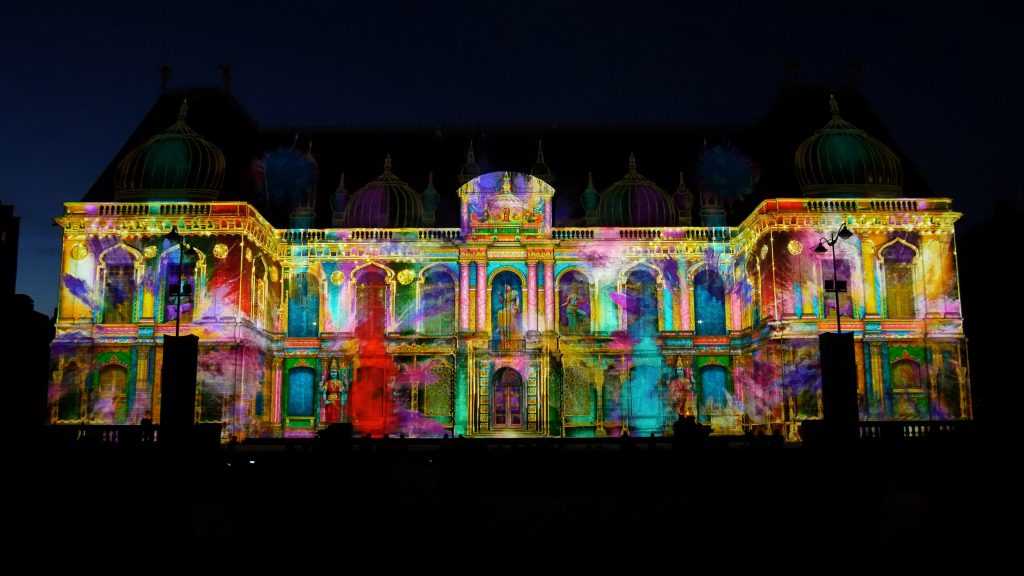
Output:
top-left (115, 100), bottom-right (225, 202)
top-left (345, 155), bottom-right (424, 228)
top-left (795, 95), bottom-right (903, 197)
top-left (596, 153), bottom-right (677, 227)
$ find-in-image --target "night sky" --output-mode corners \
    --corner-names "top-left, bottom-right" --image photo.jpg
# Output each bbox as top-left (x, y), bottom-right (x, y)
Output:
top-left (2, 1), bottom-right (1018, 316)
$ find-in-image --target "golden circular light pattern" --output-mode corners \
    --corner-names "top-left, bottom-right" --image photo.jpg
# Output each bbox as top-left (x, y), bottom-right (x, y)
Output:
top-left (245, 247), bottom-right (253, 262)
top-left (212, 243), bottom-right (229, 259)
top-left (330, 270), bottom-right (344, 286)
top-left (787, 240), bottom-right (803, 255)
top-left (397, 269), bottom-right (415, 285)
top-left (70, 243), bottom-right (89, 260)
top-left (143, 246), bottom-right (158, 259)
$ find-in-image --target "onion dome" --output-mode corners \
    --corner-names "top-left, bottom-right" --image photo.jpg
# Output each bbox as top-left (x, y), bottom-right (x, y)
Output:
top-left (114, 100), bottom-right (225, 201)
top-left (330, 173), bottom-right (348, 227)
top-left (458, 140), bottom-right (481, 185)
top-left (596, 153), bottom-right (677, 227)
top-left (530, 141), bottom-right (554, 184)
top-left (344, 155), bottom-right (424, 228)
top-left (795, 95), bottom-right (903, 198)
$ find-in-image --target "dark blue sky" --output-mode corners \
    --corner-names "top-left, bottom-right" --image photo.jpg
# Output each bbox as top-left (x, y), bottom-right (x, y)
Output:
top-left (2, 1), bottom-right (1018, 315)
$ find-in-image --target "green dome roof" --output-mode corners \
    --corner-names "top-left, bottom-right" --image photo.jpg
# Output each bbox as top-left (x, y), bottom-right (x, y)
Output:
top-left (795, 96), bottom-right (902, 198)
top-left (114, 101), bottom-right (225, 202)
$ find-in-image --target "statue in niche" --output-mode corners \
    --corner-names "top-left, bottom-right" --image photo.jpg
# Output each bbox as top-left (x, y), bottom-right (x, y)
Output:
top-left (496, 281), bottom-right (521, 343)
top-left (321, 360), bottom-right (347, 424)
top-left (559, 272), bottom-right (591, 335)
top-left (667, 358), bottom-right (695, 418)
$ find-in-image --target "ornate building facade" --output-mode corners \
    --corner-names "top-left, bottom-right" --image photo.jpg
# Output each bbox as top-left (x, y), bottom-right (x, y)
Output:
top-left (48, 88), bottom-right (971, 439)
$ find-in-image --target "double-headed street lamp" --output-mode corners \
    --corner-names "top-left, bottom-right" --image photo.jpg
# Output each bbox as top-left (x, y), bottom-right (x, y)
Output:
top-left (814, 223), bottom-right (854, 334)
top-left (163, 226), bottom-right (197, 337)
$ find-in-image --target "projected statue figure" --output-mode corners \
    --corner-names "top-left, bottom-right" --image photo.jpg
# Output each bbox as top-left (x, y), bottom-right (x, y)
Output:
top-left (494, 275), bottom-right (522, 345)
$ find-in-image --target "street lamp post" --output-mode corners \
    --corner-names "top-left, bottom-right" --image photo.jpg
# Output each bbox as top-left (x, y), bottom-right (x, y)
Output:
top-left (814, 223), bottom-right (853, 334)
top-left (163, 226), bottom-right (195, 337)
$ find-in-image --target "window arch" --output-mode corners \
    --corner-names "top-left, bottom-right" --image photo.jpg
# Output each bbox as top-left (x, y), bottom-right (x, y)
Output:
top-left (92, 364), bottom-right (128, 423)
top-left (491, 270), bottom-right (524, 344)
top-left (880, 240), bottom-right (917, 319)
top-left (694, 267), bottom-right (726, 335)
top-left (623, 268), bottom-right (659, 337)
top-left (353, 267), bottom-right (389, 338)
top-left (420, 266), bottom-right (456, 335)
top-left (288, 271), bottom-right (321, 337)
top-left (558, 269), bottom-right (592, 336)
top-left (99, 245), bottom-right (140, 324)
top-left (160, 246), bottom-right (202, 324)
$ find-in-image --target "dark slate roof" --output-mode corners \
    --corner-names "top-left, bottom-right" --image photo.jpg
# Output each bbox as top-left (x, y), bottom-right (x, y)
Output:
top-left (84, 81), bottom-right (934, 229)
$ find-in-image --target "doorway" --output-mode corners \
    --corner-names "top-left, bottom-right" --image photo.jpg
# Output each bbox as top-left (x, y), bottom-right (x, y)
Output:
top-left (492, 367), bottom-right (523, 429)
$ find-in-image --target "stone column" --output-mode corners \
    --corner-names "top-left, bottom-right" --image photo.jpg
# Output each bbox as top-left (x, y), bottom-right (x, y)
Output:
top-left (527, 261), bottom-right (538, 333)
top-left (272, 357), bottom-right (284, 423)
top-left (679, 270), bottom-right (691, 331)
top-left (460, 262), bottom-right (471, 331)
top-left (476, 260), bottom-right (488, 333)
top-left (544, 261), bottom-right (555, 331)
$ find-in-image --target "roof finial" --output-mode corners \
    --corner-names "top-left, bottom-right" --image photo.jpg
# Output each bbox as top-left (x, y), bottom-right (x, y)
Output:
top-left (628, 152), bottom-right (637, 172)
top-left (308, 139), bottom-right (313, 154)
top-left (830, 94), bottom-right (840, 117)
top-left (177, 99), bottom-right (188, 124)
top-left (292, 134), bottom-right (299, 148)
top-left (679, 171), bottom-right (686, 188)
top-left (337, 172), bottom-right (346, 192)
top-left (467, 140), bottom-right (475, 164)
top-left (428, 171), bottom-right (434, 187)
top-left (160, 63), bottom-right (172, 92)
top-left (587, 171), bottom-right (594, 187)
top-left (384, 153), bottom-right (392, 172)
top-left (537, 140), bottom-right (545, 164)
top-left (502, 171), bottom-right (512, 194)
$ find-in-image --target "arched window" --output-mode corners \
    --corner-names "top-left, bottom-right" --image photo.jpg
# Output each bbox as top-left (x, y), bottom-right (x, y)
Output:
top-left (558, 271), bottom-right (592, 336)
top-left (421, 267), bottom-right (456, 335)
top-left (92, 365), bottom-right (127, 423)
top-left (102, 249), bottom-right (137, 324)
top-left (57, 362), bottom-right (81, 421)
top-left (288, 272), bottom-right (320, 337)
top-left (287, 366), bottom-right (316, 417)
top-left (163, 248), bottom-right (197, 323)
top-left (491, 271), bottom-right (524, 345)
top-left (625, 269), bottom-right (658, 337)
top-left (355, 268), bottom-right (387, 338)
top-left (694, 268), bottom-right (726, 335)
top-left (881, 242), bottom-right (916, 319)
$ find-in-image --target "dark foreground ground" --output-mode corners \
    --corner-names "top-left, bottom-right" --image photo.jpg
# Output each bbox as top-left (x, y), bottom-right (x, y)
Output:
top-left (8, 432), bottom-right (1020, 575)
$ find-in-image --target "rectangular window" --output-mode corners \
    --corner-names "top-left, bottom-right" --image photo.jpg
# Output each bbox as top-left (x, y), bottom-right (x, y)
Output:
top-left (822, 258), bottom-right (853, 320)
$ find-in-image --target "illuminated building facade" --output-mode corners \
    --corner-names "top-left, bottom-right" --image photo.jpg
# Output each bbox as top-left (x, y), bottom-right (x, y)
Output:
top-left (48, 88), bottom-right (971, 439)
